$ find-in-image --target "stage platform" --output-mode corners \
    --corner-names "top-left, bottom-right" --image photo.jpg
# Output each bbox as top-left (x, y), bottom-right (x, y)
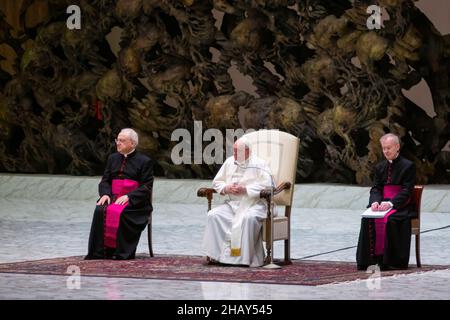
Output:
top-left (0, 173), bottom-right (449, 299)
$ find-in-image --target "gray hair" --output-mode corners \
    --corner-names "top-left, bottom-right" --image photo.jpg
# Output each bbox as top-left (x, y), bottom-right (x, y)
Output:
top-left (380, 133), bottom-right (400, 145)
top-left (120, 128), bottom-right (139, 146)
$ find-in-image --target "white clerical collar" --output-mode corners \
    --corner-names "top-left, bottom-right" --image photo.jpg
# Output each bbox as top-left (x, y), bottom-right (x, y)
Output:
top-left (235, 156), bottom-right (251, 166)
top-left (123, 149), bottom-right (136, 158)
top-left (388, 153), bottom-right (399, 163)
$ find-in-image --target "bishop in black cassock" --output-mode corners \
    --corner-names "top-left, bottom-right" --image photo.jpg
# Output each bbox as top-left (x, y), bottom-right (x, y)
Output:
top-left (356, 133), bottom-right (416, 270)
top-left (85, 129), bottom-right (153, 260)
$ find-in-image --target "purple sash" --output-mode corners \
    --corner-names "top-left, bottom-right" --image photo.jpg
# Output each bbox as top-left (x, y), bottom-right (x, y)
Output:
top-left (374, 185), bottom-right (401, 255)
top-left (104, 179), bottom-right (139, 249)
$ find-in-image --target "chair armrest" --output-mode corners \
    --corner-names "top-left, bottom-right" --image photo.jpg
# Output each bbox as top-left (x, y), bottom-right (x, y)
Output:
top-left (198, 188), bottom-right (217, 211)
top-left (197, 188), bottom-right (217, 198)
top-left (260, 182), bottom-right (291, 200)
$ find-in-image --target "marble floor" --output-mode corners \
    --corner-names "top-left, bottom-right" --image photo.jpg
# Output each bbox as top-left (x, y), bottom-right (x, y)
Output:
top-left (0, 175), bottom-right (449, 300)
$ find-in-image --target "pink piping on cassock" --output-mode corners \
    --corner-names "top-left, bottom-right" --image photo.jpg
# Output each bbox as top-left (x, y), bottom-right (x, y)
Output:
top-left (104, 179), bottom-right (139, 248)
top-left (374, 185), bottom-right (402, 255)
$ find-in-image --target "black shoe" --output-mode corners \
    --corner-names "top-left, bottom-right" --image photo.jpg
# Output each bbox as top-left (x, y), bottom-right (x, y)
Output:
top-left (382, 264), bottom-right (408, 271)
top-left (84, 254), bottom-right (104, 260)
top-left (379, 264), bottom-right (388, 271)
top-left (379, 264), bottom-right (400, 271)
top-left (357, 265), bottom-right (368, 271)
top-left (206, 256), bottom-right (220, 265)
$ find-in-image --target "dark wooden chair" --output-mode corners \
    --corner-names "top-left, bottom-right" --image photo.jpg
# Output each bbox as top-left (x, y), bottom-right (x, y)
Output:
top-left (411, 185), bottom-right (424, 267)
top-left (147, 213), bottom-right (154, 257)
top-left (147, 191), bottom-right (154, 257)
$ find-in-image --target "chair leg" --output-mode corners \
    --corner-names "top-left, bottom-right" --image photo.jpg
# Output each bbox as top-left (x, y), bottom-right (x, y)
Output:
top-left (264, 219), bottom-right (272, 264)
top-left (265, 242), bottom-right (272, 264)
top-left (148, 215), bottom-right (154, 257)
top-left (415, 234), bottom-right (421, 268)
top-left (284, 238), bottom-right (291, 265)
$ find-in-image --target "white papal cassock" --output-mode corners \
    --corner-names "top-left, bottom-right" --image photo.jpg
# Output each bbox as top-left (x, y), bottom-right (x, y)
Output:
top-left (202, 155), bottom-right (275, 267)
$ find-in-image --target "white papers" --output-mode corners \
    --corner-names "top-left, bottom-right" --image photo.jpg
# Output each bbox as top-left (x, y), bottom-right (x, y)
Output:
top-left (361, 207), bottom-right (391, 218)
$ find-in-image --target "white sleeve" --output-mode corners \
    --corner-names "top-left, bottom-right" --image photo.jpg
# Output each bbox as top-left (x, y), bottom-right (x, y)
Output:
top-left (212, 160), bottom-right (229, 195)
top-left (245, 162), bottom-right (273, 199)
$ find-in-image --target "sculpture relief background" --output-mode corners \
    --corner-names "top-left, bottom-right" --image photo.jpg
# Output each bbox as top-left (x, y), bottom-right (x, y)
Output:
top-left (0, 0), bottom-right (448, 185)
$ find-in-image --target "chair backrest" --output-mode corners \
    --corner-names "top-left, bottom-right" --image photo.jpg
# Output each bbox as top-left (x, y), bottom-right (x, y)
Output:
top-left (242, 130), bottom-right (300, 206)
top-left (411, 185), bottom-right (424, 231)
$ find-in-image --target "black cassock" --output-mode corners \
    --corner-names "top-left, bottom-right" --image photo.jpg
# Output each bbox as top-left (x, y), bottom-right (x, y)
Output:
top-left (85, 150), bottom-right (153, 260)
top-left (356, 155), bottom-right (416, 270)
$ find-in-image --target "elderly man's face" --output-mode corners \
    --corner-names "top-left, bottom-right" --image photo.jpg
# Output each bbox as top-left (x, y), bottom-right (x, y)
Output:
top-left (381, 137), bottom-right (400, 161)
top-left (115, 132), bottom-right (134, 155)
top-left (233, 141), bottom-right (250, 163)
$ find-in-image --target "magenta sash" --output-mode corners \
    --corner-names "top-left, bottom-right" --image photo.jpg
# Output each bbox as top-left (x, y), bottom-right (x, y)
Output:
top-left (374, 185), bottom-right (402, 255)
top-left (104, 179), bottom-right (139, 248)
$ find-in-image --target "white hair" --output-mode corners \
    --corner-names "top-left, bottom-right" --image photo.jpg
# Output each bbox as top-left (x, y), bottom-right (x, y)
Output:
top-left (120, 128), bottom-right (139, 146)
top-left (380, 133), bottom-right (400, 145)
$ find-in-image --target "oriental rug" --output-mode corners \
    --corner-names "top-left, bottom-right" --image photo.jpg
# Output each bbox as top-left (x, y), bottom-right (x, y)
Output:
top-left (0, 255), bottom-right (447, 286)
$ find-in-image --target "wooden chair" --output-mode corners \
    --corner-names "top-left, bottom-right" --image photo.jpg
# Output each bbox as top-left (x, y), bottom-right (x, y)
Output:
top-left (147, 213), bottom-right (154, 257)
top-left (411, 185), bottom-right (424, 267)
top-left (147, 191), bottom-right (154, 257)
top-left (198, 130), bottom-right (300, 265)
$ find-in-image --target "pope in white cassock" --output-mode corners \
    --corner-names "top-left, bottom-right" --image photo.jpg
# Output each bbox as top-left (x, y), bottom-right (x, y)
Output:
top-left (202, 137), bottom-right (275, 267)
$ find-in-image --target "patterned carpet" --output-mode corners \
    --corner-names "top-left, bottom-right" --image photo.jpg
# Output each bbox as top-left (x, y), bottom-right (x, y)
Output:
top-left (0, 255), bottom-right (447, 286)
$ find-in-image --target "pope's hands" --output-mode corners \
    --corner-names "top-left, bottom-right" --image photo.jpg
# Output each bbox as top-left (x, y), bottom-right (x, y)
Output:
top-left (224, 183), bottom-right (247, 195)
